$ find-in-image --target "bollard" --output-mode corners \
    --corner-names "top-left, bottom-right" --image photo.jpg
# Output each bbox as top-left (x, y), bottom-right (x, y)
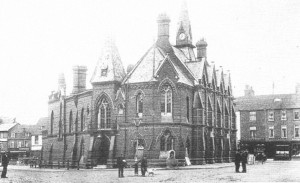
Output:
top-left (77, 161), bottom-right (80, 170)
top-left (58, 161), bottom-right (60, 169)
top-left (67, 160), bottom-right (69, 170)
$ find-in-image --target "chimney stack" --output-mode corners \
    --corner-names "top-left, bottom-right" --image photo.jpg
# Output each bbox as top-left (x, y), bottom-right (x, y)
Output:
top-left (72, 66), bottom-right (87, 94)
top-left (58, 73), bottom-right (66, 96)
top-left (244, 85), bottom-right (255, 97)
top-left (196, 38), bottom-right (207, 60)
top-left (157, 13), bottom-right (171, 41)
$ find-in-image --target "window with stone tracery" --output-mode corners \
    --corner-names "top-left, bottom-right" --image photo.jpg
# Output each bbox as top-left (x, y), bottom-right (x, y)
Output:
top-left (98, 98), bottom-right (111, 129)
top-left (136, 93), bottom-right (143, 117)
top-left (161, 85), bottom-right (172, 117)
top-left (160, 130), bottom-right (174, 151)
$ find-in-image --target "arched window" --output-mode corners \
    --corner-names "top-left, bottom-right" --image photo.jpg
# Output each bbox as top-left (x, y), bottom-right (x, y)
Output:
top-left (136, 93), bottom-right (143, 117)
top-left (50, 111), bottom-right (54, 135)
top-left (186, 96), bottom-right (190, 122)
top-left (160, 130), bottom-right (174, 151)
top-left (59, 103), bottom-right (62, 138)
top-left (161, 85), bottom-right (172, 116)
top-left (118, 104), bottom-right (124, 115)
top-left (81, 108), bottom-right (84, 132)
top-left (97, 98), bottom-right (111, 129)
top-left (69, 111), bottom-right (73, 133)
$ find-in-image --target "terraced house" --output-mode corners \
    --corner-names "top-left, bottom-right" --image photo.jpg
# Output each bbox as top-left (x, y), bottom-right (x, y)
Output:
top-left (236, 85), bottom-right (300, 160)
top-left (43, 2), bottom-right (237, 168)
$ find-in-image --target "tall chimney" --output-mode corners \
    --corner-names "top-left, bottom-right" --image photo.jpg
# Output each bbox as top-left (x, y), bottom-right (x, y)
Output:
top-left (58, 73), bottom-right (66, 96)
top-left (157, 13), bottom-right (171, 41)
top-left (196, 38), bottom-right (207, 59)
top-left (72, 66), bottom-right (87, 94)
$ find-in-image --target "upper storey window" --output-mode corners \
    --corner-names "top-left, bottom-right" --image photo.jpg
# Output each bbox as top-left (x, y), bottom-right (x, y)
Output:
top-left (294, 110), bottom-right (300, 120)
top-left (161, 85), bottom-right (172, 117)
top-left (98, 98), bottom-right (111, 129)
top-left (249, 111), bottom-right (256, 121)
top-left (101, 69), bottom-right (108, 76)
top-left (281, 110), bottom-right (287, 121)
top-left (136, 93), bottom-right (143, 118)
top-left (268, 110), bottom-right (274, 121)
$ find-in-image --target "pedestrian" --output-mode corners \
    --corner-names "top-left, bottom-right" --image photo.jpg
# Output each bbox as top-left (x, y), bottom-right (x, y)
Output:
top-left (235, 149), bottom-right (242, 173)
top-left (141, 156), bottom-right (148, 177)
top-left (134, 156), bottom-right (139, 176)
top-left (117, 154), bottom-right (125, 178)
top-left (1, 152), bottom-right (10, 178)
top-left (241, 150), bottom-right (248, 173)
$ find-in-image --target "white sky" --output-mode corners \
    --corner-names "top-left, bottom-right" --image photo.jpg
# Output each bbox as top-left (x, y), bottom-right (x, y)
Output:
top-left (1, 0), bottom-right (300, 125)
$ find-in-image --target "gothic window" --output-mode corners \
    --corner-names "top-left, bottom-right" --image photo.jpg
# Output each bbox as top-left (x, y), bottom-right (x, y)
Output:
top-left (186, 97), bottom-right (190, 122)
top-left (69, 111), bottom-right (73, 133)
top-left (207, 99), bottom-right (213, 126)
top-left (161, 85), bottom-right (172, 117)
top-left (118, 104), bottom-right (124, 115)
top-left (81, 108), bottom-right (84, 132)
top-left (97, 98), bottom-right (111, 129)
top-left (160, 130), bottom-right (174, 151)
top-left (59, 103), bottom-right (62, 138)
top-left (50, 111), bottom-right (54, 135)
top-left (136, 93), bottom-right (143, 117)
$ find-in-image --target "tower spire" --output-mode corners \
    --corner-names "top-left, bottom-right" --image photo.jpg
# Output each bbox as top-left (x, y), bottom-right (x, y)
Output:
top-left (176, 0), bottom-right (193, 47)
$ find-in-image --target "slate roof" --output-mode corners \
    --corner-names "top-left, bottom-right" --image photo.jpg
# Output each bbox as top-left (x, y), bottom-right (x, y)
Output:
top-left (185, 60), bottom-right (205, 81)
top-left (0, 123), bottom-right (18, 132)
top-left (235, 94), bottom-right (300, 111)
top-left (91, 37), bottom-right (126, 84)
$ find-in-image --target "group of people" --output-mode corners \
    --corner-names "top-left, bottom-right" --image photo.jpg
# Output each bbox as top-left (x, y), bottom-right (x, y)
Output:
top-left (235, 149), bottom-right (248, 173)
top-left (117, 154), bottom-right (148, 178)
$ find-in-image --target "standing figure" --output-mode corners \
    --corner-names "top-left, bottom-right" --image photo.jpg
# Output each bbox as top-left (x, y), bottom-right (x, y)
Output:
top-left (117, 154), bottom-right (125, 178)
top-left (141, 156), bottom-right (148, 177)
top-left (134, 156), bottom-right (139, 176)
top-left (241, 150), bottom-right (248, 173)
top-left (1, 152), bottom-right (9, 178)
top-left (235, 149), bottom-right (241, 173)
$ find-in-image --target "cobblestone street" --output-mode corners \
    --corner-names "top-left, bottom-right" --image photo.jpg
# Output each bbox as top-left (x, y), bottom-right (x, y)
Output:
top-left (0, 160), bottom-right (299, 183)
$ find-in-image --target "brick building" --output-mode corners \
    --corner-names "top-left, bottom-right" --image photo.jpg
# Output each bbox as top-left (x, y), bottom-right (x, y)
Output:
top-left (235, 85), bottom-right (300, 159)
top-left (42, 2), bottom-right (237, 167)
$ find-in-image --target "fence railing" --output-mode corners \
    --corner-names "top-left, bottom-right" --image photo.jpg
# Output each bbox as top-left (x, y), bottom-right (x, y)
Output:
top-left (37, 160), bottom-right (87, 170)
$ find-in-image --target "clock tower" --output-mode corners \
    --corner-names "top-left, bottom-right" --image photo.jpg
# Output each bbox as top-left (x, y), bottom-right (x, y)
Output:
top-left (175, 0), bottom-right (196, 61)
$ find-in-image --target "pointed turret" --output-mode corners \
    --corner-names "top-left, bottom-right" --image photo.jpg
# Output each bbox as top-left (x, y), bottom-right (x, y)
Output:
top-left (90, 36), bottom-right (126, 84)
top-left (58, 73), bottom-right (66, 96)
top-left (175, 0), bottom-right (196, 61)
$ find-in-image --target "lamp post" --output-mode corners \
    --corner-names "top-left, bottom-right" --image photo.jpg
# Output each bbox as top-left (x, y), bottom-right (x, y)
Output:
top-left (134, 117), bottom-right (142, 158)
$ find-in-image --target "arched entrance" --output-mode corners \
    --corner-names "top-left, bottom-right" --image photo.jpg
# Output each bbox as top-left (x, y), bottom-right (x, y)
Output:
top-left (93, 135), bottom-right (110, 165)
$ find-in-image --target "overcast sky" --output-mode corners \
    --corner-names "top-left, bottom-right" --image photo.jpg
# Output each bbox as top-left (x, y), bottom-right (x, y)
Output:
top-left (1, 0), bottom-right (300, 125)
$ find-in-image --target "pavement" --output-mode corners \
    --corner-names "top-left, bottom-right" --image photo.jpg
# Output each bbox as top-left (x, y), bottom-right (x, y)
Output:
top-left (2, 162), bottom-right (234, 172)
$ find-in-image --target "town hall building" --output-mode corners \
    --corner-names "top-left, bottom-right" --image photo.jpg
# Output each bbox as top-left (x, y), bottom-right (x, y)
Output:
top-left (42, 2), bottom-right (237, 168)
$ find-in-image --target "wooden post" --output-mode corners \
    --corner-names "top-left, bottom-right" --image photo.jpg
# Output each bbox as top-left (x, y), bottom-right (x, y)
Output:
top-left (58, 161), bottom-right (60, 169)
top-left (77, 161), bottom-right (79, 170)
top-left (67, 160), bottom-right (69, 170)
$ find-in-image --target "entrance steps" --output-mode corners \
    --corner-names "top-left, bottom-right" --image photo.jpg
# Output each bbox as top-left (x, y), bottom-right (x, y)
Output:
top-left (93, 165), bottom-right (107, 169)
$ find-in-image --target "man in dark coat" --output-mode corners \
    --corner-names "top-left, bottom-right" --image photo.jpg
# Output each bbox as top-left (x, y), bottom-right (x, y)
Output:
top-left (117, 154), bottom-right (125, 178)
top-left (241, 150), bottom-right (248, 173)
top-left (141, 156), bottom-right (148, 177)
top-left (1, 152), bottom-right (9, 178)
top-left (235, 149), bottom-right (242, 173)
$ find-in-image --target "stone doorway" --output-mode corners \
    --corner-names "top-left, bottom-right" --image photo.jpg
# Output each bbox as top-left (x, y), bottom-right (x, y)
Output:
top-left (93, 135), bottom-right (110, 165)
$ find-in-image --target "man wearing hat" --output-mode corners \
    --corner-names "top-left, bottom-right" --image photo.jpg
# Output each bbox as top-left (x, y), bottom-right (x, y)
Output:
top-left (1, 152), bottom-right (9, 178)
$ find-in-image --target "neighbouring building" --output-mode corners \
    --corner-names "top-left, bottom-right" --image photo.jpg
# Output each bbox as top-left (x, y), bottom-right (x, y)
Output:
top-left (235, 84), bottom-right (300, 159)
top-left (0, 123), bottom-right (19, 153)
top-left (42, 1), bottom-right (237, 168)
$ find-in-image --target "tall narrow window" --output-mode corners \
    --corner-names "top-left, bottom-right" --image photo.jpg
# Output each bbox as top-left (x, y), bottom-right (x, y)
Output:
top-left (294, 110), bottom-right (300, 120)
top-left (59, 103), bottom-right (62, 138)
top-left (269, 126), bottom-right (274, 138)
top-left (81, 108), bottom-right (84, 132)
top-left (160, 130), bottom-right (174, 151)
top-left (268, 110), bottom-right (274, 121)
top-left (136, 93), bottom-right (143, 117)
top-left (161, 85), bottom-right (172, 119)
top-left (250, 126), bottom-right (256, 138)
top-left (97, 98), bottom-right (111, 129)
top-left (281, 110), bottom-right (287, 120)
top-left (186, 97), bottom-right (189, 122)
top-left (69, 111), bottom-right (73, 133)
top-left (50, 111), bottom-right (54, 135)
top-left (281, 125), bottom-right (287, 138)
top-left (250, 111), bottom-right (256, 121)
top-left (295, 125), bottom-right (300, 138)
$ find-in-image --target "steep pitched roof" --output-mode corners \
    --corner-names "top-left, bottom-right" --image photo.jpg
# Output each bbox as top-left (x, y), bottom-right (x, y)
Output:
top-left (185, 60), bottom-right (205, 81)
top-left (0, 123), bottom-right (18, 132)
top-left (235, 94), bottom-right (300, 111)
top-left (91, 37), bottom-right (126, 84)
